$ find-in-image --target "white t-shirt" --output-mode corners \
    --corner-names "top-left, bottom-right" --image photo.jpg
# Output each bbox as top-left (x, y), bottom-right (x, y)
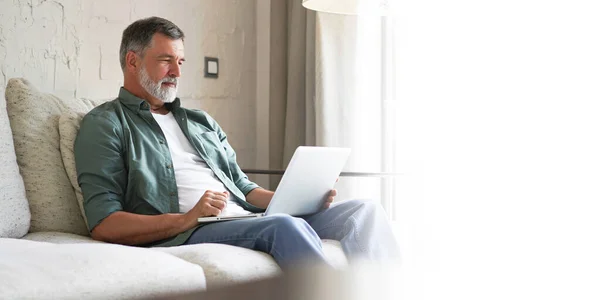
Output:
top-left (152, 112), bottom-right (251, 216)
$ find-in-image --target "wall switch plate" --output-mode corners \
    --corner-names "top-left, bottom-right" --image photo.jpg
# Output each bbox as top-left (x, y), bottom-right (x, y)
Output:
top-left (204, 57), bottom-right (218, 78)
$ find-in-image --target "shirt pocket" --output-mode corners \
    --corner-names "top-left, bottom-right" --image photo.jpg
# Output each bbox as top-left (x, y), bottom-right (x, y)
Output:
top-left (196, 132), bottom-right (231, 172)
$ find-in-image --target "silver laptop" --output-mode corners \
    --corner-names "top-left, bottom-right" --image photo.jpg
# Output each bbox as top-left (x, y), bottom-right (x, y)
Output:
top-left (197, 146), bottom-right (351, 223)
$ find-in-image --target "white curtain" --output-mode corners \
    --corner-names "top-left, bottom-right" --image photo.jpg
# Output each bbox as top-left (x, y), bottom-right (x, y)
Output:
top-left (314, 13), bottom-right (401, 217)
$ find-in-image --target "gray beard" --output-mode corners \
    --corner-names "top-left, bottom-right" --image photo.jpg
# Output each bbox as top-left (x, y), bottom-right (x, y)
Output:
top-left (138, 66), bottom-right (178, 103)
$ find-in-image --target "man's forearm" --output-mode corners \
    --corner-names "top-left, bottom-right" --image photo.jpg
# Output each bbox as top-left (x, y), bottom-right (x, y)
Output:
top-left (246, 188), bottom-right (275, 209)
top-left (91, 211), bottom-right (194, 245)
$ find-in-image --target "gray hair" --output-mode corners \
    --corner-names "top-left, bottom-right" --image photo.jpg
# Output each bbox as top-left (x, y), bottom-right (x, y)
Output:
top-left (119, 17), bottom-right (185, 71)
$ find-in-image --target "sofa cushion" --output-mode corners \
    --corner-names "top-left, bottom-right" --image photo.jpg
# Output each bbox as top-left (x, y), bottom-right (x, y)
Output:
top-left (0, 87), bottom-right (30, 238)
top-left (156, 243), bottom-right (281, 288)
top-left (156, 239), bottom-right (347, 288)
top-left (0, 238), bottom-right (206, 299)
top-left (22, 231), bottom-right (102, 244)
top-left (4, 78), bottom-right (102, 235)
top-left (58, 111), bottom-right (89, 229)
top-left (22, 231), bottom-right (347, 289)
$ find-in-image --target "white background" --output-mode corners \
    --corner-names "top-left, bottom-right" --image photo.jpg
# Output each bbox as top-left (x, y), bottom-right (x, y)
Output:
top-left (392, 0), bottom-right (600, 299)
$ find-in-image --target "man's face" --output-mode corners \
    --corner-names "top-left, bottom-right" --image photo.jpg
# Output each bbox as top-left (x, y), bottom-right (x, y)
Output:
top-left (137, 33), bottom-right (185, 103)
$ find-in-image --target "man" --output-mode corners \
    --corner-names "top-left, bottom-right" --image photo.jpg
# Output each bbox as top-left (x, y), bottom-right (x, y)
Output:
top-left (75, 17), bottom-right (399, 269)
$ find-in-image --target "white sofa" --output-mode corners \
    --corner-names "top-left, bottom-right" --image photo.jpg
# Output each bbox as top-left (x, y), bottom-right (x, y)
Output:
top-left (0, 78), bottom-right (347, 299)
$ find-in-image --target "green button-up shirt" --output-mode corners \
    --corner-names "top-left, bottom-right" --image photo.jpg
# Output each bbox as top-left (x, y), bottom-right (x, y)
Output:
top-left (74, 88), bottom-right (263, 247)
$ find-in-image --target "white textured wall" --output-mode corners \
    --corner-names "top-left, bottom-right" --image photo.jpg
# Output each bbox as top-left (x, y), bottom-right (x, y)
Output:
top-left (0, 0), bottom-right (257, 168)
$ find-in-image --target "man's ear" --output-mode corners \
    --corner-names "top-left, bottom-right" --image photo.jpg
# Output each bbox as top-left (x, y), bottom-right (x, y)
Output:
top-left (125, 51), bottom-right (138, 72)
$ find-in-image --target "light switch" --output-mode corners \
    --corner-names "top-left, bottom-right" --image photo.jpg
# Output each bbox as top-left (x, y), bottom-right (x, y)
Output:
top-left (208, 61), bottom-right (218, 74)
top-left (204, 57), bottom-right (219, 78)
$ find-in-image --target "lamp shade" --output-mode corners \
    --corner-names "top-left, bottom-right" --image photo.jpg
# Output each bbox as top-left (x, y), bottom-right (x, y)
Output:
top-left (302, 0), bottom-right (397, 16)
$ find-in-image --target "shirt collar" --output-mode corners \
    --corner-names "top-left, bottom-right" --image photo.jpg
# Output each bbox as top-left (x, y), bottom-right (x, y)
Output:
top-left (118, 87), bottom-right (181, 113)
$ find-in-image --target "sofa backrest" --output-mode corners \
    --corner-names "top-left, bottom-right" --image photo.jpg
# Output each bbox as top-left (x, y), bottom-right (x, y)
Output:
top-left (4, 78), bottom-right (102, 236)
top-left (0, 84), bottom-right (30, 238)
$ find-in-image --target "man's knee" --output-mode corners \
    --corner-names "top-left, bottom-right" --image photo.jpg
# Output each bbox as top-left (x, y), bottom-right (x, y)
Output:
top-left (266, 214), bottom-right (309, 230)
top-left (264, 214), bottom-right (318, 238)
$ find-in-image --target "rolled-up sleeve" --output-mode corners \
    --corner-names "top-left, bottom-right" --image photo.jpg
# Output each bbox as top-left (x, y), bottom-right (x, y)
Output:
top-left (74, 113), bottom-right (126, 231)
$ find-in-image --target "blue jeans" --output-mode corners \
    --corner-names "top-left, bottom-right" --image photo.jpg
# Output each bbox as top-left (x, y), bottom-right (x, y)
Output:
top-left (184, 199), bottom-right (400, 269)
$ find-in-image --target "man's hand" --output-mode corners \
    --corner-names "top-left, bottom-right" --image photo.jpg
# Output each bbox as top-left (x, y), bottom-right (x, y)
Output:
top-left (322, 189), bottom-right (337, 210)
top-left (322, 177), bottom-right (339, 210)
top-left (182, 190), bottom-right (228, 229)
